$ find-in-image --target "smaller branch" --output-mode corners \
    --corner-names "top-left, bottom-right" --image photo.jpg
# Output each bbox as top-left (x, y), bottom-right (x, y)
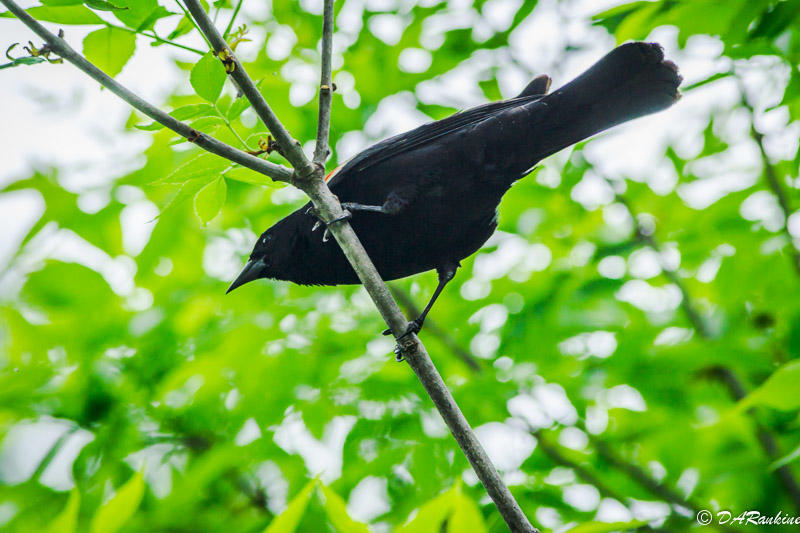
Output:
top-left (590, 435), bottom-right (742, 533)
top-left (174, 0), bottom-right (213, 49)
top-left (213, 103), bottom-right (249, 149)
top-left (391, 287), bottom-right (483, 373)
top-left (313, 0), bottom-right (334, 165)
top-left (591, 437), bottom-right (701, 513)
top-left (182, 0), bottom-right (316, 179)
top-left (0, 0), bottom-right (293, 183)
top-left (109, 23), bottom-right (204, 55)
top-left (740, 93), bottom-right (800, 275)
top-left (705, 366), bottom-right (800, 512)
top-left (223, 0), bottom-right (245, 38)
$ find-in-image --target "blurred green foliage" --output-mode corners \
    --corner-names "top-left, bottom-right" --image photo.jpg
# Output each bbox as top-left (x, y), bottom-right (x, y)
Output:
top-left (1, 0), bottom-right (800, 531)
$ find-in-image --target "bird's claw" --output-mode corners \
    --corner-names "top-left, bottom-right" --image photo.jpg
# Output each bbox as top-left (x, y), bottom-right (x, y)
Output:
top-left (384, 320), bottom-right (423, 362)
top-left (309, 209), bottom-right (352, 242)
top-left (383, 319), bottom-right (423, 338)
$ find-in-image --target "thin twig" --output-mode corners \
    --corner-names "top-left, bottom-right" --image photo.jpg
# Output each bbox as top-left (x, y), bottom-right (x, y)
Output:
top-left (109, 23), bottom-right (204, 55)
top-left (590, 438), bottom-right (740, 533)
top-left (174, 0), bottom-right (213, 50)
top-left (213, 103), bottom-right (249, 149)
top-left (533, 429), bottom-right (627, 502)
top-left (313, 0), bottom-right (334, 165)
top-left (704, 366), bottom-right (800, 512)
top-left (223, 0), bottom-right (245, 38)
top-left (591, 437), bottom-right (701, 513)
top-left (0, 0), bottom-right (293, 182)
top-left (182, 0), bottom-right (316, 178)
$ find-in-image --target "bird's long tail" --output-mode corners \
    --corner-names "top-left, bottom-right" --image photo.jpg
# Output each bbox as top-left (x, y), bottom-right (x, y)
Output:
top-left (527, 42), bottom-right (681, 162)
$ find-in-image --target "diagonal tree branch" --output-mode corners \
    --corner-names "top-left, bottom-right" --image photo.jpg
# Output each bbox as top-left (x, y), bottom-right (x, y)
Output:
top-left (532, 429), bottom-right (627, 503)
top-left (313, 0), bottom-right (335, 165)
top-left (0, 0), bottom-right (293, 183)
top-left (175, 2), bottom-right (538, 530)
top-left (182, 0), bottom-right (316, 179)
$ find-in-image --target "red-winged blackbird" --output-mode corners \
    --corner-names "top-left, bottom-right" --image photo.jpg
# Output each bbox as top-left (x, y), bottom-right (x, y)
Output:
top-left (228, 42), bottom-right (681, 344)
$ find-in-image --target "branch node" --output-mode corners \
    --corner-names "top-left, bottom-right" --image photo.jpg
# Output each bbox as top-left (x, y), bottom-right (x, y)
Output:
top-left (214, 47), bottom-right (236, 73)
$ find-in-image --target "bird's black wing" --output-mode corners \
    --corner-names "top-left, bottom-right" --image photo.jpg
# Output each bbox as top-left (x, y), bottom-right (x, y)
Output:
top-left (326, 94), bottom-right (544, 187)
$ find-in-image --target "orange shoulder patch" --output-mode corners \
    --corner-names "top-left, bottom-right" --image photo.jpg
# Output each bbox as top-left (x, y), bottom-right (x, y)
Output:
top-left (325, 165), bottom-right (343, 182)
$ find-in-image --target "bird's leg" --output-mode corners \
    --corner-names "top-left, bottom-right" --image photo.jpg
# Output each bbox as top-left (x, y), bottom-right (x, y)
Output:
top-left (309, 190), bottom-right (412, 242)
top-left (387, 264), bottom-right (459, 361)
top-left (341, 189), bottom-right (409, 216)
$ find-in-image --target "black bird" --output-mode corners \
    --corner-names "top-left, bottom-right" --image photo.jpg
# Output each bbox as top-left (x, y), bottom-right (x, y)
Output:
top-left (228, 42), bottom-right (681, 349)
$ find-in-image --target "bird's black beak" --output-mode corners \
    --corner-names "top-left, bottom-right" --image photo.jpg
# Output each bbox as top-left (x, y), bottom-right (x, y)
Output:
top-left (226, 258), bottom-right (267, 294)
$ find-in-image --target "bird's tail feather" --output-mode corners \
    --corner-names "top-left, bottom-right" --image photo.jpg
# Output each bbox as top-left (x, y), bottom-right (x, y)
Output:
top-left (531, 42), bottom-right (682, 160)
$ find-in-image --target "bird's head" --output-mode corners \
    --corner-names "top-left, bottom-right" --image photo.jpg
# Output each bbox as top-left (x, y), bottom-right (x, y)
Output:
top-left (226, 230), bottom-right (280, 293)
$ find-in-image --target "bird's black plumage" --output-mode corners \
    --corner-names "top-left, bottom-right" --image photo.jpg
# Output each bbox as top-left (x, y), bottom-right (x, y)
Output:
top-left (229, 42), bottom-right (681, 335)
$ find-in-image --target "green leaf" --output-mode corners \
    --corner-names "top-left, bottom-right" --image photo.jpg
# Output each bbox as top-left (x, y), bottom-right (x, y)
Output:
top-left (739, 360), bottom-right (800, 411)
top-left (320, 484), bottom-right (370, 533)
top-left (223, 166), bottom-right (270, 185)
top-left (40, 0), bottom-right (83, 6)
top-left (566, 520), bottom-right (649, 533)
top-left (84, 0), bottom-right (128, 11)
top-left (193, 176), bottom-right (227, 224)
top-left (189, 115), bottom-right (227, 130)
top-left (227, 96), bottom-right (251, 120)
top-left (158, 152), bottom-right (230, 184)
top-left (447, 491), bottom-right (486, 533)
top-left (112, 0), bottom-right (172, 30)
top-left (191, 52), bottom-right (227, 103)
top-left (263, 480), bottom-right (317, 533)
top-left (46, 489), bottom-right (81, 533)
top-left (82, 26), bottom-right (136, 77)
top-left (0, 56), bottom-right (46, 69)
top-left (155, 175), bottom-right (215, 218)
top-left (397, 487), bottom-right (456, 533)
top-left (134, 103), bottom-right (216, 130)
top-left (0, 5), bottom-right (104, 24)
top-left (683, 71), bottom-right (734, 92)
top-left (89, 472), bottom-right (145, 533)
